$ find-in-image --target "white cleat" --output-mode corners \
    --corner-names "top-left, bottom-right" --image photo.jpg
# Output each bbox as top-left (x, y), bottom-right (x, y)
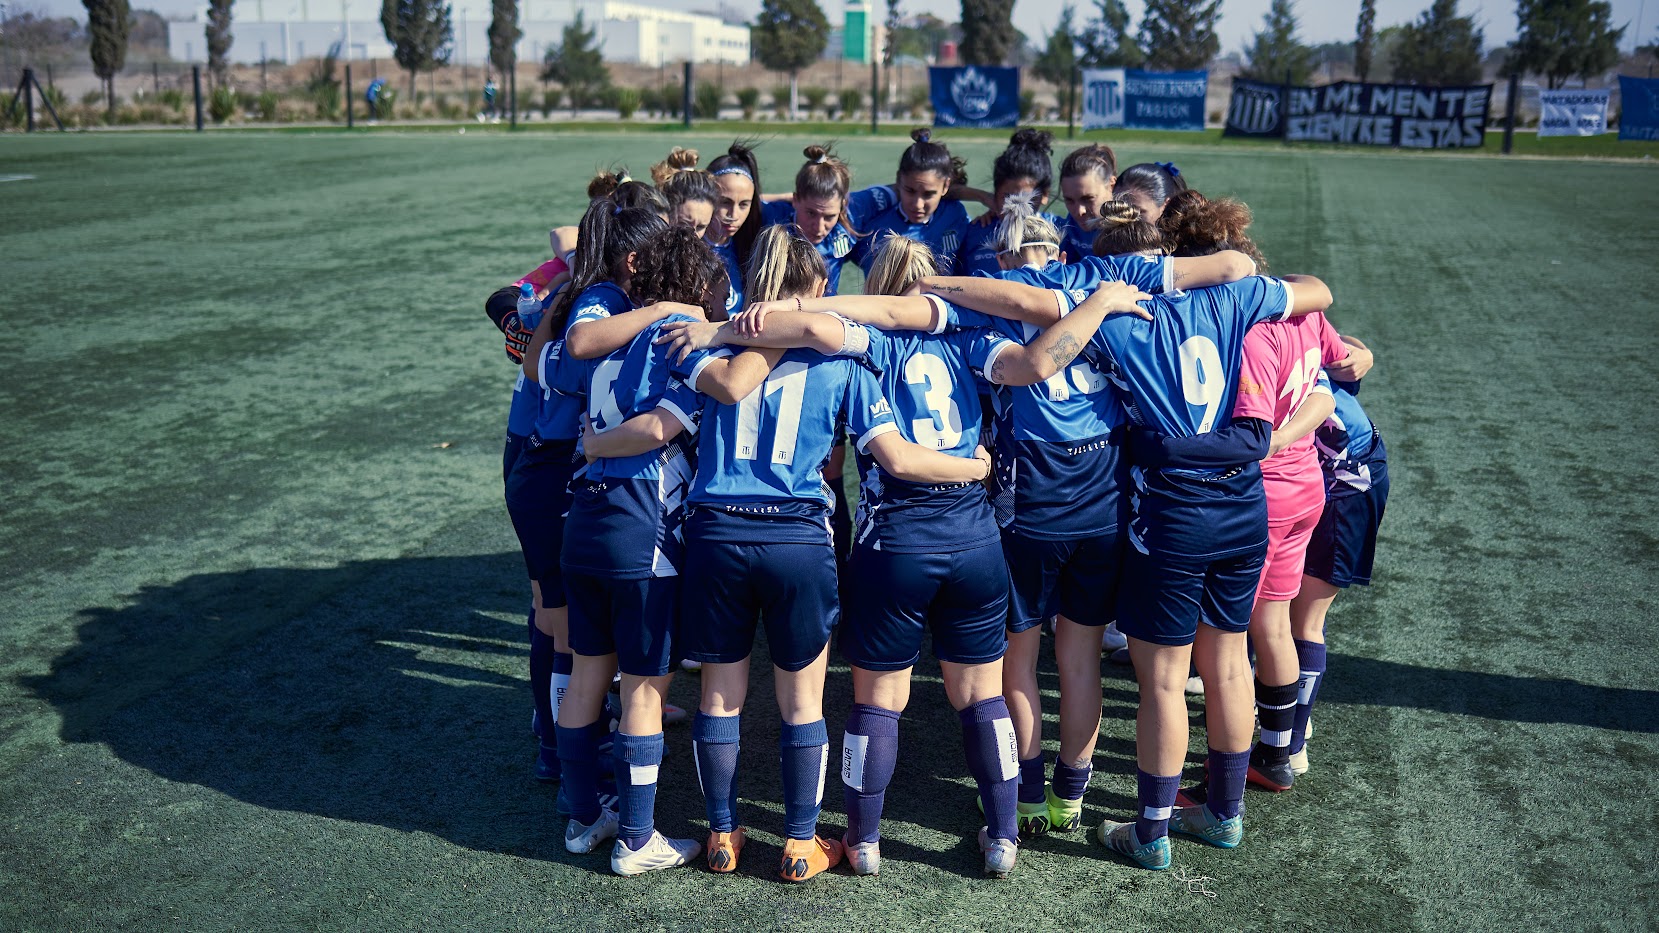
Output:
top-left (1185, 674), bottom-right (1205, 696)
top-left (1289, 747), bottom-right (1309, 776)
top-left (610, 830), bottom-right (701, 876)
top-left (978, 827), bottom-right (1018, 878)
top-left (564, 808), bottom-right (619, 854)
top-left (1102, 621), bottom-right (1128, 652)
top-left (842, 833), bottom-right (881, 876)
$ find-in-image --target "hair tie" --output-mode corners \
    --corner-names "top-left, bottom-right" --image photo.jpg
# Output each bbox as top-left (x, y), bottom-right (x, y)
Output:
top-left (812, 152), bottom-right (829, 165)
top-left (1156, 161), bottom-right (1181, 178)
top-left (712, 166), bottom-right (753, 180)
top-left (613, 204), bottom-right (623, 216)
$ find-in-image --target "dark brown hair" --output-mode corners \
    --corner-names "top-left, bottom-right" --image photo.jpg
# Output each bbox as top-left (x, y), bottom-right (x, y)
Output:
top-left (1159, 190), bottom-right (1266, 269)
top-left (1058, 143), bottom-right (1117, 184)
top-left (1089, 200), bottom-right (1163, 257)
top-left (899, 128), bottom-right (968, 186)
top-left (795, 143), bottom-right (857, 233)
top-left (629, 225), bottom-right (732, 321)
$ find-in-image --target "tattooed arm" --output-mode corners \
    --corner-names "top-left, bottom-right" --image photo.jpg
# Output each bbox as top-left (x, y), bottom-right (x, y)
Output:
top-left (982, 281), bottom-right (1152, 388)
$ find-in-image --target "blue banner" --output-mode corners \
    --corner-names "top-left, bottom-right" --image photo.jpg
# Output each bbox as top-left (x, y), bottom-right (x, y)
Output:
top-left (1618, 76), bottom-right (1659, 141)
top-left (1124, 70), bottom-right (1208, 131)
top-left (930, 66), bottom-right (1021, 129)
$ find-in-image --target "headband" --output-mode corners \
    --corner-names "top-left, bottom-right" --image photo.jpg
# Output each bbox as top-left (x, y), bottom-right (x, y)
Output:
top-left (712, 166), bottom-right (753, 180)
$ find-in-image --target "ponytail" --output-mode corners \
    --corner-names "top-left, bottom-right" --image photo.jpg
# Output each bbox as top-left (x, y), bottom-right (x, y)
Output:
top-left (899, 128), bottom-right (968, 186)
top-left (993, 192), bottom-right (1061, 264)
top-left (547, 197), bottom-right (670, 336)
top-left (706, 139), bottom-right (764, 269)
top-left (747, 225), bottom-right (827, 302)
top-left (650, 147), bottom-right (700, 186)
top-left (993, 128), bottom-right (1056, 195)
top-left (1115, 161), bottom-right (1188, 213)
top-left (796, 143), bottom-right (859, 234)
top-left (1090, 199), bottom-right (1163, 257)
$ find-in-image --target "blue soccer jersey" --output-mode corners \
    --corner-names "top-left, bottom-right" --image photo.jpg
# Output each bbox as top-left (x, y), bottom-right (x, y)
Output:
top-left (851, 325), bottom-right (1001, 553)
top-left (1315, 376), bottom-right (1381, 494)
top-left (955, 219), bottom-right (1004, 278)
top-left (847, 184), bottom-right (971, 276)
top-left (1088, 275), bottom-right (1296, 559)
top-left (533, 282), bottom-right (633, 441)
top-left (1055, 213), bottom-right (1095, 264)
top-left (708, 238), bottom-right (745, 315)
top-left (687, 345), bottom-right (899, 544)
top-left (761, 200), bottom-right (859, 296)
top-left (993, 255), bottom-right (1175, 296)
top-left (506, 370), bottom-right (539, 437)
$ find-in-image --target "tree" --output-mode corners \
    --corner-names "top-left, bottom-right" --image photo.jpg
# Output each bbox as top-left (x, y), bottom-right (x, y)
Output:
top-left (750, 0), bottom-right (828, 120)
top-left (1034, 4), bottom-right (1079, 121)
top-left (206, 0), bottom-right (233, 86)
top-left (1078, 0), bottom-right (1143, 68)
top-left (1355, 0), bottom-right (1377, 80)
top-left (1506, 0), bottom-right (1623, 89)
top-left (487, 0), bottom-right (519, 85)
top-left (1243, 0), bottom-right (1312, 84)
top-left (82, 0), bottom-right (130, 112)
top-left (380, 0), bottom-right (453, 99)
top-left (1390, 0), bottom-right (1483, 85)
top-left (959, 0), bottom-right (1016, 65)
top-left (1138, 0), bottom-right (1222, 71)
top-left (540, 11), bottom-right (609, 115)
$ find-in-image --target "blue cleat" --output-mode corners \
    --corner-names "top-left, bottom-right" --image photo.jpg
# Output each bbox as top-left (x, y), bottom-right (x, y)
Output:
top-left (1170, 803), bottom-right (1243, 849)
top-left (1095, 819), bottom-right (1171, 871)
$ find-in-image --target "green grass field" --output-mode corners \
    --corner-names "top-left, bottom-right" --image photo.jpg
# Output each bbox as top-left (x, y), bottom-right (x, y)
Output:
top-left (2, 131), bottom-right (1657, 932)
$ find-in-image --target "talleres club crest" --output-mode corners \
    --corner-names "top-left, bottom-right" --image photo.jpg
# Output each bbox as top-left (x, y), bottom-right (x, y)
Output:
top-left (951, 68), bottom-right (998, 121)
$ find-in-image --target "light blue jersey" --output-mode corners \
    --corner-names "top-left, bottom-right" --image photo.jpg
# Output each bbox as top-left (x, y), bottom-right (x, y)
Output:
top-left (955, 219), bottom-right (1003, 278)
top-left (533, 281), bottom-right (633, 441)
top-left (1316, 376), bottom-right (1380, 494)
top-left (761, 200), bottom-right (859, 296)
top-left (1055, 213), bottom-right (1095, 264)
top-left (709, 238), bottom-right (745, 315)
top-left (847, 184), bottom-right (971, 275)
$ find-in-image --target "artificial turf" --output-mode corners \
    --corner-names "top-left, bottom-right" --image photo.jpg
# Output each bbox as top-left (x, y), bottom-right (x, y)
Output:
top-left (1, 131), bottom-right (1656, 932)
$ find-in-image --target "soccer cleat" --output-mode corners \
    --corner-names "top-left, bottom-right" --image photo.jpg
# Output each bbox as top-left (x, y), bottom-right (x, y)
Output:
top-left (1108, 647), bottom-right (1132, 666)
top-left (680, 658), bottom-right (703, 672)
top-left (778, 835), bottom-right (843, 882)
top-left (705, 827), bottom-right (746, 874)
top-left (978, 827), bottom-right (1018, 879)
top-left (564, 808), bottom-right (619, 854)
top-left (982, 793), bottom-right (1052, 837)
top-left (1246, 754), bottom-right (1296, 792)
top-left (842, 833), bottom-right (881, 876)
top-left (1046, 784), bottom-right (1085, 833)
top-left (1173, 783), bottom-right (1207, 809)
top-left (1102, 621), bottom-right (1128, 652)
top-left (1185, 674), bottom-right (1205, 696)
top-left (1170, 803), bottom-right (1243, 849)
top-left (663, 702), bottom-right (689, 727)
top-left (1304, 716), bottom-right (1314, 740)
top-left (610, 830), bottom-right (701, 877)
top-left (1288, 747), bottom-right (1309, 776)
top-left (1095, 819), bottom-right (1171, 871)
top-left (534, 743), bottom-right (560, 783)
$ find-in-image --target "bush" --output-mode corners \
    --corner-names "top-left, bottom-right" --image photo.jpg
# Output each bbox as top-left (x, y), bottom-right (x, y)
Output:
top-left (771, 83), bottom-right (792, 116)
top-left (907, 86), bottom-right (930, 119)
top-left (42, 85), bottom-right (67, 111)
top-left (838, 87), bottom-right (863, 120)
top-left (257, 91), bottom-right (279, 122)
top-left (314, 83), bottom-right (341, 119)
top-left (614, 86), bottom-right (641, 120)
top-left (81, 90), bottom-right (104, 106)
top-left (802, 86), bottom-right (829, 117)
top-left (158, 88), bottom-right (186, 111)
top-left (735, 86), bottom-right (760, 120)
top-left (1019, 89), bottom-right (1037, 121)
top-left (693, 82), bottom-right (722, 120)
top-left (662, 82), bottom-right (683, 118)
top-left (376, 87), bottom-right (398, 120)
top-left (542, 88), bottom-right (561, 116)
top-left (209, 86), bottom-right (237, 123)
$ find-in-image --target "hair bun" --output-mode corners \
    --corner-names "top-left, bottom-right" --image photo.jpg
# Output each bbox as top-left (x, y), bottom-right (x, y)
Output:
top-left (910, 128), bottom-right (932, 144)
top-left (803, 144), bottom-right (830, 163)
top-left (1010, 128), bottom-right (1054, 154)
top-left (669, 147), bottom-right (700, 169)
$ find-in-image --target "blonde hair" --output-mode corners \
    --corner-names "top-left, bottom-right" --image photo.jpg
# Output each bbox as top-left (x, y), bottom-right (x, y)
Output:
top-left (862, 235), bottom-right (937, 297)
top-left (746, 225), bottom-right (827, 301)
top-left (650, 147), bottom-right (701, 186)
top-left (994, 192), bottom-right (1062, 265)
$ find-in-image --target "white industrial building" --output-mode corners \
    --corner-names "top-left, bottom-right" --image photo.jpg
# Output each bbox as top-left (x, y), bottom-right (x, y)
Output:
top-left (167, 0), bottom-right (750, 66)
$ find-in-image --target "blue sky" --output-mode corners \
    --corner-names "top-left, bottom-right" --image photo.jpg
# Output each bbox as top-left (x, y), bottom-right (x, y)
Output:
top-left (16, 0), bottom-right (1659, 54)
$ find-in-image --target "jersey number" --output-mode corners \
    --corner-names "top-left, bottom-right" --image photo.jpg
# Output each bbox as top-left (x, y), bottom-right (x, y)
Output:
top-left (589, 358), bottom-right (626, 432)
top-left (1178, 336), bottom-right (1225, 433)
top-left (1277, 348), bottom-right (1325, 428)
top-left (735, 360), bottom-right (809, 465)
top-left (903, 351), bottom-right (963, 450)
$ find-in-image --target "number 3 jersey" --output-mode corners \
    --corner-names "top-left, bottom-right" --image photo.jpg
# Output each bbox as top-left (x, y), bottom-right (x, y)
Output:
top-left (546, 313), bottom-right (718, 579)
top-left (1088, 275), bottom-right (1296, 559)
top-left (686, 342), bottom-right (899, 545)
top-left (1231, 311), bottom-right (1349, 525)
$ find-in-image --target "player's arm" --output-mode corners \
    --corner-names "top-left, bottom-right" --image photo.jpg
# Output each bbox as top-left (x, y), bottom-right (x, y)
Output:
top-left (549, 225), bottom-right (580, 257)
top-left (1168, 250), bottom-right (1257, 290)
top-left (522, 303), bottom-right (562, 384)
top-left (1268, 387), bottom-right (1336, 457)
top-left (692, 347), bottom-right (786, 405)
top-left (914, 276), bottom-right (1071, 326)
top-left (943, 184), bottom-right (994, 208)
top-left (658, 310), bottom-right (870, 361)
top-left (1279, 274), bottom-right (1334, 317)
top-left (581, 410), bottom-right (686, 460)
top-left (1129, 419), bottom-right (1273, 470)
top-left (866, 437), bottom-right (994, 485)
top-left (760, 192), bottom-right (794, 203)
top-left (565, 302), bottom-right (707, 360)
top-left (1325, 334), bottom-right (1373, 383)
top-left (985, 281), bottom-right (1153, 387)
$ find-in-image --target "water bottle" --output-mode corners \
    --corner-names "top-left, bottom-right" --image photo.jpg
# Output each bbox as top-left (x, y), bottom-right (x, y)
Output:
top-left (516, 282), bottom-right (543, 331)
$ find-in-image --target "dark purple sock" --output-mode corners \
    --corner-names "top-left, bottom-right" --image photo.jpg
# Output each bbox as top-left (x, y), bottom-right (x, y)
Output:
top-left (1135, 769), bottom-right (1180, 844)
top-left (1051, 758), bottom-right (1092, 802)
top-left (841, 704), bottom-right (901, 845)
top-left (1018, 755), bottom-right (1046, 804)
top-left (1253, 678), bottom-right (1299, 765)
top-left (614, 732), bottom-right (663, 850)
top-left (1290, 639), bottom-right (1327, 755)
top-left (556, 721), bottom-right (601, 825)
top-left (1207, 748), bottom-right (1250, 820)
top-left (958, 698), bottom-right (1019, 843)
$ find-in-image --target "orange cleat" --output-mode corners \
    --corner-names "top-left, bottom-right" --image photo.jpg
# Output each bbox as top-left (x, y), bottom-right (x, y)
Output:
top-left (778, 835), bottom-right (843, 882)
top-left (706, 827), bottom-right (746, 874)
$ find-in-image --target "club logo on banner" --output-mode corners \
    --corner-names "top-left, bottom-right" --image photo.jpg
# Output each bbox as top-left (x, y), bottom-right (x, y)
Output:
top-left (1224, 77), bottom-right (1285, 138)
top-left (931, 66), bottom-right (1020, 128)
top-left (1080, 69), bottom-right (1208, 132)
top-left (1082, 69), bottom-right (1125, 130)
top-left (1539, 89), bottom-right (1610, 137)
top-left (1617, 76), bottom-right (1659, 141)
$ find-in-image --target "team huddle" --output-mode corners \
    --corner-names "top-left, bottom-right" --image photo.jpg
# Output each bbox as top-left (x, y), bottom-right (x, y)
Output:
top-left (482, 128), bottom-right (1391, 881)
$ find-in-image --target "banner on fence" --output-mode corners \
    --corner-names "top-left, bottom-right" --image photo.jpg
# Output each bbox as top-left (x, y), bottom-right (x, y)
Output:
top-left (930, 66), bottom-right (1020, 128)
top-left (1538, 89), bottom-right (1610, 136)
top-left (1223, 77), bottom-right (1285, 138)
top-left (1617, 76), bottom-right (1659, 141)
top-left (1080, 69), bottom-right (1208, 132)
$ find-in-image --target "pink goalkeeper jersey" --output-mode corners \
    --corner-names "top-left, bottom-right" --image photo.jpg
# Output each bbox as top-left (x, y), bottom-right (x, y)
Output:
top-left (1232, 311), bottom-right (1348, 525)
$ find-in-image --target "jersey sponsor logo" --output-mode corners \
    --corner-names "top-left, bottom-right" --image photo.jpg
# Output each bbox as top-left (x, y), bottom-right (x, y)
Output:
top-left (1067, 288), bottom-right (1089, 307)
top-left (868, 398), bottom-right (893, 419)
top-left (829, 232), bottom-right (853, 259)
top-left (940, 230), bottom-right (960, 260)
top-left (994, 717), bottom-right (1019, 782)
top-left (841, 733), bottom-right (871, 790)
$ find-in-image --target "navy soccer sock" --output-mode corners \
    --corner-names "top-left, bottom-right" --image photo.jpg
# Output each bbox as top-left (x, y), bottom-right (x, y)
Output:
top-left (1051, 758), bottom-right (1092, 802)
top-left (841, 704), bottom-right (901, 845)
top-left (1135, 769), bottom-right (1180, 845)
top-left (615, 732), bottom-right (664, 850)
top-left (1253, 678), bottom-right (1300, 765)
top-left (529, 628), bottom-right (555, 748)
top-left (693, 713), bottom-right (741, 833)
top-left (556, 721), bottom-right (602, 825)
top-left (1207, 748), bottom-right (1250, 821)
top-left (1018, 754), bottom-right (1046, 804)
top-left (780, 719), bottom-right (830, 841)
top-left (959, 697), bottom-right (1020, 844)
top-left (1289, 639), bottom-right (1327, 755)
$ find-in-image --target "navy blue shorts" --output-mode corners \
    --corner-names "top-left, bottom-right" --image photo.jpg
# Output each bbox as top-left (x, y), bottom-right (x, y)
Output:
top-left (841, 541), bottom-right (1010, 671)
top-left (680, 535), bottom-right (839, 673)
top-left (1002, 528), bottom-right (1124, 632)
top-left (504, 439), bottom-right (578, 609)
top-left (563, 572), bottom-right (680, 677)
top-left (1116, 545), bottom-right (1266, 647)
top-left (503, 431), bottom-right (529, 485)
top-left (1305, 457), bottom-right (1389, 589)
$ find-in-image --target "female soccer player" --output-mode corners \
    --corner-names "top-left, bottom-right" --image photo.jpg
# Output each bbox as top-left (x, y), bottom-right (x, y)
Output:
top-left (649, 226), bottom-right (1005, 882)
top-left (759, 144), bottom-right (862, 296)
top-left (956, 129), bottom-right (1058, 276)
top-left (652, 148), bottom-right (719, 239)
top-left (703, 142), bottom-right (764, 316)
top-left (1054, 143), bottom-right (1119, 263)
top-left (1114, 161), bottom-right (1188, 225)
top-left (847, 129), bottom-right (972, 276)
top-left (1288, 336), bottom-right (1387, 775)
